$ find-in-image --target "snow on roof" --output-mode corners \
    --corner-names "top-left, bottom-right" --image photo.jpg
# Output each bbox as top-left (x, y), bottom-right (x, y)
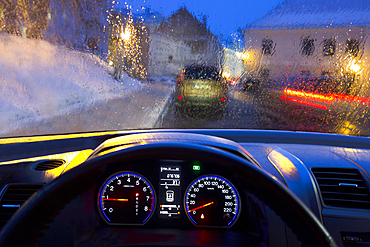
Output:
top-left (248, 0), bottom-right (370, 30)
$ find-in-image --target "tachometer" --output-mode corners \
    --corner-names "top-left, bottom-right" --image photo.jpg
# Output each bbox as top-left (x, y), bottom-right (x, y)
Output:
top-left (185, 175), bottom-right (240, 227)
top-left (98, 172), bottom-right (155, 225)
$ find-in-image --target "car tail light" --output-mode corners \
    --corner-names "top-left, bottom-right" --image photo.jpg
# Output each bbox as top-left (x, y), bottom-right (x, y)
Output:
top-left (177, 75), bottom-right (183, 83)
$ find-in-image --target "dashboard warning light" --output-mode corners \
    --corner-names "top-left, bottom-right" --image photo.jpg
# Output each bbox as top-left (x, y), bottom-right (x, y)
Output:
top-left (201, 214), bottom-right (205, 219)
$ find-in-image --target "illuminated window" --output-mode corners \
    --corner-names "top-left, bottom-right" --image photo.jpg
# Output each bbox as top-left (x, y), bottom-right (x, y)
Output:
top-left (323, 38), bottom-right (335, 56)
top-left (300, 37), bottom-right (315, 56)
top-left (261, 38), bottom-right (274, 55)
top-left (346, 39), bottom-right (360, 57)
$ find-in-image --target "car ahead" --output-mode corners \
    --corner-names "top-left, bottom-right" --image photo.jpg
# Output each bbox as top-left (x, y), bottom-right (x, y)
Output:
top-left (240, 76), bottom-right (261, 92)
top-left (175, 65), bottom-right (228, 115)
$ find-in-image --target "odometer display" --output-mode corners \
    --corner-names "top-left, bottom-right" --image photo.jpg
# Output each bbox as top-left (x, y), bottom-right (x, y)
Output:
top-left (185, 175), bottom-right (240, 227)
top-left (98, 172), bottom-right (155, 225)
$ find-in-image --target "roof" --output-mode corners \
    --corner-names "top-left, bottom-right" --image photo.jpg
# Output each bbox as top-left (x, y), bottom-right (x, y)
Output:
top-left (247, 0), bottom-right (370, 30)
top-left (157, 7), bottom-right (209, 38)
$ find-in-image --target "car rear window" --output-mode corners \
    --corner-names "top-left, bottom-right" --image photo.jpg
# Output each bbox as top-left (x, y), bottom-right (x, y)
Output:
top-left (184, 68), bottom-right (221, 80)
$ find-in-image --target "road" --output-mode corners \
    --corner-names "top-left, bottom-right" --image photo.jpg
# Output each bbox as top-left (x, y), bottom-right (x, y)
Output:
top-left (158, 89), bottom-right (284, 129)
top-left (158, 86), bottom-right (370, 136)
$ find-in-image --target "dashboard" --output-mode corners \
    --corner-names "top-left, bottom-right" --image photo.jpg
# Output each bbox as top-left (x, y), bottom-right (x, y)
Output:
top-left (0, 130), bottom-right (370, 246)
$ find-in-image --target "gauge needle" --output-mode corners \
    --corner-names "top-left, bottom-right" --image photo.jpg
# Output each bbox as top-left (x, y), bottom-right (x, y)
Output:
top-left (188, 201), bottom-right (214, 212)
top-left (102, 198), bottom-right (129, 201)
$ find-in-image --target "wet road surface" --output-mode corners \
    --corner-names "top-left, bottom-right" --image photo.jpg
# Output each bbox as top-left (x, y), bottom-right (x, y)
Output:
top-left (158, 89), bottom-right (283, 129)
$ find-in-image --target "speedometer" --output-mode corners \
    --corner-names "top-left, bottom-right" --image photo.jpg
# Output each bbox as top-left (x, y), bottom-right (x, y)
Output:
top-left (185, 175), bottom-right (240, 227)
top-left (98, 172), bottom-right (155, 225)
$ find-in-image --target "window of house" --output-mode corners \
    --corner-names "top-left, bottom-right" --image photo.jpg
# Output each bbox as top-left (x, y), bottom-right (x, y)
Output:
top-left (323, 38), bottom-right (336, 56)
top-left (346, 38), bottom-right (360, 57)
top-left (300, 37), bottom-right (315, 56)
top-left (261, 38), bottom-right (274, 55)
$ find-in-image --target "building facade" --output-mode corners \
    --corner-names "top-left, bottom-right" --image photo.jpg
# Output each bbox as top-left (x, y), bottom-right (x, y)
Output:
top-left (242, 0), bottom-right (370, 96)
top-left (148, 7), bottom-right (223, 77)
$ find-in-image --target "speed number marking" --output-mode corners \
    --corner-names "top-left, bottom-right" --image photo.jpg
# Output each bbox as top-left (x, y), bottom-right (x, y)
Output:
top-left (185, 175), bottom-right (240, 227)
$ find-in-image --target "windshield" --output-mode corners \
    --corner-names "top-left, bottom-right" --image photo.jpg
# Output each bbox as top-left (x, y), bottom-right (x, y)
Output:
top-left (1, 0), bottom-right (369, 137)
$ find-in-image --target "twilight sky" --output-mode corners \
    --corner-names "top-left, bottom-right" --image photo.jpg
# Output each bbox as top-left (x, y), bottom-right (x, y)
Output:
top-left (121, 0), bottom-right (284, 35)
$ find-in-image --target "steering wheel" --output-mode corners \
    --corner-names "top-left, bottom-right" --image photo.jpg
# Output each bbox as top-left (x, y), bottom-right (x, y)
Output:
top-left (0, 140), bottom-right (337, 247)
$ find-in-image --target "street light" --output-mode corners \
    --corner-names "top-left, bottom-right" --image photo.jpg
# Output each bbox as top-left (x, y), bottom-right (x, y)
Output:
top-left (121, 27), bottom-right (131, 41)
top-left (235, 51), bottom-right (249, 60)
top-left (348, 61), bottom-right (361, 74)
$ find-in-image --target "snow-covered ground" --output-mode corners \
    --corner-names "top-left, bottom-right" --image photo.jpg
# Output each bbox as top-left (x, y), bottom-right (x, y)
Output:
top-left (0, 33), bottom-right (145, 135)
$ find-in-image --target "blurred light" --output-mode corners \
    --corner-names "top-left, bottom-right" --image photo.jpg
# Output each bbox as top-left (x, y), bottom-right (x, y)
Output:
top-left (235, 52), bottom-right (249, 60)
top-left (348, 61), bottom-right (361, 73)
top-left (223, 72), bottom-right (231, 78)
top-left (282, 88), bottom-right (370, 109)
top-left (337, 121), bottom-right (357, 135)
top-left (280, 95), bottom-right (328, 110)
top-left (284, 89), bottom-right (334, 103)
top-left (121, 27), bottom-right (131, 41)
top-left (109, 60), bottom-right (114, 66)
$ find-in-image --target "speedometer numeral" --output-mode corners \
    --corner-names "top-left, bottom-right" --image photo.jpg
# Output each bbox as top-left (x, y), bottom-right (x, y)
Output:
top-left (185, 175), bottom-right (240, 227)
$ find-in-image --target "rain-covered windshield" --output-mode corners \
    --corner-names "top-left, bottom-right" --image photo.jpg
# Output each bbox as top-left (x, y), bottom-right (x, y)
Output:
top-left (0, 0), bottom-right (369, 137)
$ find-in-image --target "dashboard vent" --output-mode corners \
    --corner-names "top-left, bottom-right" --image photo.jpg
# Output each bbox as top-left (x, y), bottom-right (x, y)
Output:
top-left (0, 184), bottom-right (44, 230)
top-left (312, 168), bottom-right (370, 209)
top-left (32, 159), bottom-right (65, 171)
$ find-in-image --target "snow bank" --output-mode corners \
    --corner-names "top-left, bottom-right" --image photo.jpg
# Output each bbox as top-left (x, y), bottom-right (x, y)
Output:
top-left (0, 33), bottom-right (142, 134)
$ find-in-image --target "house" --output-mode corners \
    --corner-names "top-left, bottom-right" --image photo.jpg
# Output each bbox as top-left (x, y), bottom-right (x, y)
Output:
top-left (148, 7), bottom-right (223, 77)
top-left (242, 0), bottom-right (370, 95)
top-left (0, 0), bottom-right (108, 56)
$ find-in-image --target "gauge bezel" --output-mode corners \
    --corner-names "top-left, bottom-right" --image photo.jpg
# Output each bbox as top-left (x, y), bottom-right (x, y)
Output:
top-left (97, 171), bottom-right (156, 226)
top-left (184, 174), bottom-right (241, 228)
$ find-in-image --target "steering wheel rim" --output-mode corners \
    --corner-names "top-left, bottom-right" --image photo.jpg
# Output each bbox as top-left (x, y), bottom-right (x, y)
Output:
top-left (0, 141), bottom-right (337, 247)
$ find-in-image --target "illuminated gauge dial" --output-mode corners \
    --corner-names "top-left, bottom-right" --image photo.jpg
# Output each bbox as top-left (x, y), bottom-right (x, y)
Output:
top-left (98, 172), bottom-right (155, 225)
top-left (185, 175), bottom-right (240, 227)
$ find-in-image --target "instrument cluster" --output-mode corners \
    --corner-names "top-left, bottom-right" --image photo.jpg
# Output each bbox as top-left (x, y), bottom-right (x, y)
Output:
top-left (97, 160), bottom-right (242, 228)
